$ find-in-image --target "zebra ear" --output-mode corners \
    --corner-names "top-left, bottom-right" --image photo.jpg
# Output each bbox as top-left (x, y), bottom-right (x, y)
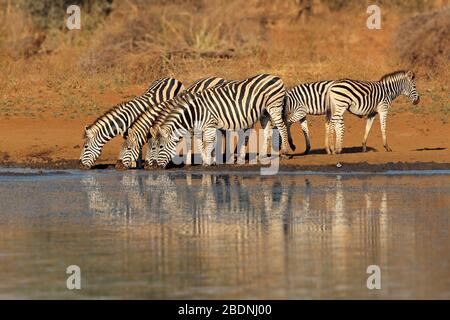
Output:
top-left (182, 92), bottom-right (195, 105)
top-left (150, 126), bottom-right (159, 138)
top-left (84, 126), bottom-right (94, 139)
top-left (407, 70), bottom-right (415, 80)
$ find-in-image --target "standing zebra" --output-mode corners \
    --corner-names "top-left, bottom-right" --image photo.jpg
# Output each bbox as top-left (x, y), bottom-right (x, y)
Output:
top-left (79, 77), bottom-right (184, 169)
top-left (155, 74), bottom-right (289, 168)
top-left (326, 70), bottom-right (419, 154)
top-left (260, 80), bottom-right (335, 154)
top-left (120, 77), bottom-right (235, 169)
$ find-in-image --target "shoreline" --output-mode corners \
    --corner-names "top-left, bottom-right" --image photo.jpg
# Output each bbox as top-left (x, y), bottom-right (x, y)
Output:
top-left (1, 160), bottom-right (450, 173)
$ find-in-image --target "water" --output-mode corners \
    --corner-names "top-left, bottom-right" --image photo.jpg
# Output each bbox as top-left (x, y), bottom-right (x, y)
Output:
top-left (0, 169), bottom-right (449, 299)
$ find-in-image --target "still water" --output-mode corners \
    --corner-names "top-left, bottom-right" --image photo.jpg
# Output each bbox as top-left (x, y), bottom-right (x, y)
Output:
top-left (0, 169), bottom-right (449, 299)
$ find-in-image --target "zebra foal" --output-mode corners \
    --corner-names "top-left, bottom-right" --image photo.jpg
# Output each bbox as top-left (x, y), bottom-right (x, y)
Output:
top-left (326, 70), bottom-right (419, 154)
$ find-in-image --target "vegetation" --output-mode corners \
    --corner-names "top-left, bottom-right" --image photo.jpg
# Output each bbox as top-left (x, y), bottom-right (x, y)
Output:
top-left (0, 0), bottom-right (448, 120)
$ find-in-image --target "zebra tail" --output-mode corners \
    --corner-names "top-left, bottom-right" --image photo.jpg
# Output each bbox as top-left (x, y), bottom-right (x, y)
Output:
top-left (324, 86), bottom-right (332, 122)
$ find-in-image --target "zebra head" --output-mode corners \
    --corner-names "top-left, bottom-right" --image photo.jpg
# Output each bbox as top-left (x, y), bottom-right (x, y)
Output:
top-left (156, 127), bottom-right (179, 169)
top-left (121, 128), bottom-right (141, 169)
top-left (403, 71), bottom-right (420, 105)
top-left (80, 126), bottom-right (101, 169)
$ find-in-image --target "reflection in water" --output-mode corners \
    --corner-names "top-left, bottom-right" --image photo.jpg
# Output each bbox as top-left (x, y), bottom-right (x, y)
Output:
top-left (0, 172), bottom-right (449, 299)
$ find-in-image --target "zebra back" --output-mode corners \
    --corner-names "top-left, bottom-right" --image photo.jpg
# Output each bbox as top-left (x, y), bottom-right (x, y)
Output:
top-left (159, 74), bottom-right (285, 136)
top-left (285, 80), bottom-right (335, 121)
top-left (327, 70), bottom-right (419, 116)
top-left (186, 76), bottom-right (228, 92)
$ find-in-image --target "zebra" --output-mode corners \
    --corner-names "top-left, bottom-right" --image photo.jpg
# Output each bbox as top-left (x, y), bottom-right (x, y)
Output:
top-left (119, 76), bottom-right (234, 169)
top-left (154, 73), bottom-right (289, 168)
top-left (260, 80), bottom-right (335, 155)
top-left (325, 70), bottom-right (419, 154)
top-left (80, 77), bottom-right (184, 169)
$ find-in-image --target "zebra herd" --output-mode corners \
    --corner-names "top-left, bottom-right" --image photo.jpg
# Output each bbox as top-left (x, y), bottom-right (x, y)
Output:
top-left (80, 71), bottom-right (419, 169)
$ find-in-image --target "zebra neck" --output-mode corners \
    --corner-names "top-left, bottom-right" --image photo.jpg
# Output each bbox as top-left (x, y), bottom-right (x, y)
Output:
top-left (91, 129), bottom-right (110, 148)
top-left (381, 79), bottom-right (405, 102)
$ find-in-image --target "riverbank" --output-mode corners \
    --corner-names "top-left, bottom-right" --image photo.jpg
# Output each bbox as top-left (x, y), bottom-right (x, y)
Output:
top-left (1, 112), bottom-right (449, 172)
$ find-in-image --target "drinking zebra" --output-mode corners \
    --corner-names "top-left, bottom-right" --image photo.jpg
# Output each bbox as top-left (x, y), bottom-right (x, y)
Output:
top-left (118, 76), bottom-right (233, 169)
top-left (326, 70), bottom-right (419, 154)
top-left (154, 73), bottom-right (289, 168)
top-left (260, 80), bottom-right (335, 155)
top-left (80, 77), bottom-right (184, 169)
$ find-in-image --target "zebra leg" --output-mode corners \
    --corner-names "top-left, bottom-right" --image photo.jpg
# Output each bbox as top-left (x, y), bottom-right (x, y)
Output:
top-left (299, 118), bottom-right (311, 154)
top-left (217, 129), bottom-right (226, 164)
top-left (260, 116), bottom-right (273, 157)
top-left (362, 115), bottom-right (376, 152)
top-left (287, 122), bottom-right (296, 152)
top-left (266, 107), bottom-right (290, 156)
top-left (325, 119), bottom-right (332, 155)
top-left (331, 114), bottom-right (345, 154)
top-left (379, 111), bottom-right (392, 152)
top-left (193, 130), bottom-right (204, 164)
top-left (203, 128), bottom-right (217, 166)
top-left (237, 130), bottom-right (250, 164)
top-left (184, 135), bottom-right (193, 165)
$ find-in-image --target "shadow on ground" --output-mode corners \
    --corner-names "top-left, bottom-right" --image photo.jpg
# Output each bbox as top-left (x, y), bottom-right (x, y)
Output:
top-left (289, 146), bottom-right (377, 157)
top-left (415, 147), bottom-right (446, 151)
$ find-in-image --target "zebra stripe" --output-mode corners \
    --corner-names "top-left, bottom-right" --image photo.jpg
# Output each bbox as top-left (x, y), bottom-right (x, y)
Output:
top-left (261, 80), bottom-right (335, 154)
top-left (120, 77), bottom-right (234, 169)
top-left (155, 73), bottom-right (289, 168)
top-left (326, 70), bottom-right (419, 154)
top-left (80, 77), bottom-right (184, 168)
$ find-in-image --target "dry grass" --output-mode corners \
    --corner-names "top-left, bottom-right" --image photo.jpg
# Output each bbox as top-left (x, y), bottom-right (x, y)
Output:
top-left (396, 7), bottom-right (450, 75)
top-left (0, 0), bottom-right (448, 121)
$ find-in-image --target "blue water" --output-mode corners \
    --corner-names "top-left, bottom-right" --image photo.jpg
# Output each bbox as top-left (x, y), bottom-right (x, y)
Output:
top-left (0, 169), bottom-right (449, 299)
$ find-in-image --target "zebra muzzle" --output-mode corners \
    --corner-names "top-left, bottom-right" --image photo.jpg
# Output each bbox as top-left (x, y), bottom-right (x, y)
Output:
top-left (79, 162), bottom-right (91, 170)
top-left (413, 96), bottom-right (420, 105)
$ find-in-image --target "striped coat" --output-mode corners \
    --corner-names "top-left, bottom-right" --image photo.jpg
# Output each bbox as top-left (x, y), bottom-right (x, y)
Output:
top-left (80, 77), bottom-right (184, 168)
top-left (155, 74), bottom-right (289, 167)
top-left (119, 77), bottom-right (235, 169)
top-left (326, 70), bottom-right (419, 154)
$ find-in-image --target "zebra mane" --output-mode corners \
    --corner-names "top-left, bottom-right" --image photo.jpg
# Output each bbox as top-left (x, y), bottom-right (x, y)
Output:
top-left (85, 99), bottom-right (133, 132)
top-left (379, 70), bottom-right (409, 82)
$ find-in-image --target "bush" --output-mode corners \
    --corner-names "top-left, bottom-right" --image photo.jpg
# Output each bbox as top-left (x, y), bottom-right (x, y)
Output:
top-left (396, 7), bottom-right (450, 72)
top-left (17, 0), bottom-right (113, 30)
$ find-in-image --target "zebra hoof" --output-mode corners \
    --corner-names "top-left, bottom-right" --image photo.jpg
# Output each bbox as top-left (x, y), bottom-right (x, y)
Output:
top-left (385, 146), bottom-right (392, 152)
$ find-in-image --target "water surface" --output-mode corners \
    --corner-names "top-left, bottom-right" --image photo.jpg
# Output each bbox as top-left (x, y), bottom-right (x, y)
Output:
top-left (0, 170), bottom-right (449, 299)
